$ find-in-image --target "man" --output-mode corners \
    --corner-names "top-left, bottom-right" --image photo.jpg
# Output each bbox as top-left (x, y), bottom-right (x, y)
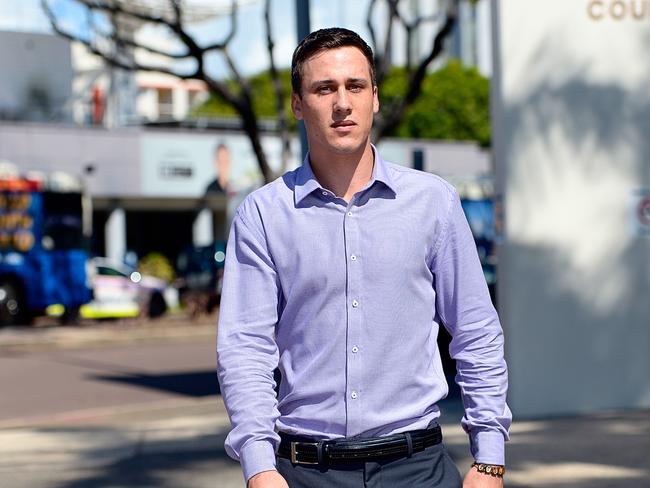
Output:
top-left (217, 28), bottom-right (511, 488)
top-left (205, 142), bottom-right (231, 195)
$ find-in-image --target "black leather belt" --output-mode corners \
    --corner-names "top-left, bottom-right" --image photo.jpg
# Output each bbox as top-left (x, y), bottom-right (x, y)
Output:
top-left (277, 425), bottom-right (442, 465)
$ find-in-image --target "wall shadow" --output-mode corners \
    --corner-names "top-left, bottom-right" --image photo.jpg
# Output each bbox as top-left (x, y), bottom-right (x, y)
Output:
top-left (91, 370), bottom-right (220, 397)
top-left (52, 430), bottom-right (241, 488)
top-left (444, 410), bottom-right (650, 488)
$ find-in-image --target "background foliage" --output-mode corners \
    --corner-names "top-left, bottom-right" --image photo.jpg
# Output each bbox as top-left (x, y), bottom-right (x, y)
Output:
top-left (138, 252), bottom-right (175, 283)
top-left (380, 61), bottom-right (490, 146)
top-left (193, 61), bottom-right (490, 146)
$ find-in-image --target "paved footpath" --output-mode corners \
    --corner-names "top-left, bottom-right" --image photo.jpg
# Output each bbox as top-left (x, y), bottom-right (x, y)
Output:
top-left (1, 397), bottom-right (648, 488)
top-left (1, 318), bottom-right (649, 487)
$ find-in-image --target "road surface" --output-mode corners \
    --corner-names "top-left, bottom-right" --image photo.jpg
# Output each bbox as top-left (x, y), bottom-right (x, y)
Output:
top-left (1, 325), bottom-right (648, 488)
top-left (0, 340), bottom-right (218, 424)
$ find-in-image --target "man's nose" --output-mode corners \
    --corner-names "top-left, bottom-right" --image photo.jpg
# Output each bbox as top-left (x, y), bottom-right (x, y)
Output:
top-left (333, 87), bottom-right (351, 112)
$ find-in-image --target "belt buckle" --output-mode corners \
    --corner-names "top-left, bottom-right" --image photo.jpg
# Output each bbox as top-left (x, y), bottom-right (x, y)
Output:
top-left (290, 441), bottom-right (320, 465)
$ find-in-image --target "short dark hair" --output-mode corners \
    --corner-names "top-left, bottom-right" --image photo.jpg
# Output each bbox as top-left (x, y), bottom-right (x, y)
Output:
top-left (291, 27), bottom-right (376, 95)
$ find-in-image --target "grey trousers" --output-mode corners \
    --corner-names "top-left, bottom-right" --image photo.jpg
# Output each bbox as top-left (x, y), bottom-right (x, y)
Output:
top-left (276, 443), bottom-right (463, 488)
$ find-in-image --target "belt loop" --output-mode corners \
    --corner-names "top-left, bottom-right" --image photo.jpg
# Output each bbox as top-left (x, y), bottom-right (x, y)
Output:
top-left (404, 432), bottom-right (413, 457)
top-left (317, 440), bottom-right (324, 465)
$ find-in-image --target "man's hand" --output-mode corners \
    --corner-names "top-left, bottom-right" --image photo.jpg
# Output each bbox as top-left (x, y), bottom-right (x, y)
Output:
top-left (247, 470), bottom-right (289, 488)
top-left (463, 466), bottom-right (504, 488)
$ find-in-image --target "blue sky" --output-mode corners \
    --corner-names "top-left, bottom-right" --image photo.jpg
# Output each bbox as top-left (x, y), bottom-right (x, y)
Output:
top-left (0, 0), bottom-right (375, 78)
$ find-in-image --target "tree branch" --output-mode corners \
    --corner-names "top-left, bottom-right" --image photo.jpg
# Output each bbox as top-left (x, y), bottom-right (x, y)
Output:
top-left (162, 0), bottom-right (205, 76)
top-left (374, 0), bottom-right (458, 141)
top-left (75, 0), bottom-right (205, 67)
top-left (42, 0), bottom-right (287, 184)
top-left (366, 0), bottom-right (379, 49)
top-left (392, 3), bottom-right (442, 73)
top-left (378, 0), bottom-right (398, 85)
top-left (264, 0), bottom-right (290, 173)
top-left (43, 0), bottom-right (184, 75)
top-left (203, 0), bottom-right (238, 51)
top-left (366, 0), bottom-right (382, 82)
top-left (105, 26), bottom-right (192, 60)
top-left (75, 0), bottom-right (172, 26)
top-left (169, 0), bottom-right (183, 24)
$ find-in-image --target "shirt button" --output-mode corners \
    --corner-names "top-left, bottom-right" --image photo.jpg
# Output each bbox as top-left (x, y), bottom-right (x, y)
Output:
top-left (347, 211), bottom-right (353, 216)
top-left (350, 254), bottom-right (357, 261)
top-left (352, 346), bottom-right (359, 353)
top-left (321, 190), bottom-right (328, 196)
top-left (351, 391), bottom-right (358, 399)
top-left (352, 300), bottom-right (359, 308)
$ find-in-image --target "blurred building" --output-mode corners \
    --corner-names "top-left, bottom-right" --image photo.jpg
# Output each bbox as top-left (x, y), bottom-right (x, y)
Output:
top-left (0, 116), bottom-right (489, 264)
top-left (70, 33), bottom-right (211, 127)
top-left (451, 0), bottom-right (493, 76)
top-left (0, 0), bottom-right (494, 267)
top-left (399, 0), bottom-right (493, 76)
top-left (0, 31), bottom-right (74, 123)
top-left (0, 29), bottom-right (223, 266)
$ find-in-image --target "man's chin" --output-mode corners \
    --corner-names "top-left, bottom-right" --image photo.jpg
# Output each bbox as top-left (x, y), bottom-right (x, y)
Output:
top-left (328, 138), bottom-right (369, 155)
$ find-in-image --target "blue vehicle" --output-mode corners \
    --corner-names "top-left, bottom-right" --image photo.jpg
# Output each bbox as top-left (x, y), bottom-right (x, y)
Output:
top-left (0, 171), bottom-right (92, 325)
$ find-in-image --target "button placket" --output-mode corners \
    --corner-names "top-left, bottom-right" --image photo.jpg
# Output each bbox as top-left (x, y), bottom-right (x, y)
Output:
top-left (344, 200), bottom-right (363, 436)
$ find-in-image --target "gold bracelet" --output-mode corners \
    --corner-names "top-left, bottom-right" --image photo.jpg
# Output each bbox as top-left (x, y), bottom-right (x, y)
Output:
top-left (471, 462), bottom-right (506, 478)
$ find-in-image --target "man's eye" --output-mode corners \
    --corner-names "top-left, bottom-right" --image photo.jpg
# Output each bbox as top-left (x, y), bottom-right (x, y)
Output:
top-left (348, 85), bottom-right (363, 92)
top-left (317, 86), bottom-right (333, 94)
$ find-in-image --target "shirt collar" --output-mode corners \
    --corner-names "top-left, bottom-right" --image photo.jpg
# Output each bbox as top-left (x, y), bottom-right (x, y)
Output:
top-left (294, 145), bottom-right (397, 205)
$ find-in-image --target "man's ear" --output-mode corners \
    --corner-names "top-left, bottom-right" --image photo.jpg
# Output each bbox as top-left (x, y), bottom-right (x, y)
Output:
top-left (373, 85), bottom-right (379, 114)
top-left (291, 92), bottom-right (304, 120)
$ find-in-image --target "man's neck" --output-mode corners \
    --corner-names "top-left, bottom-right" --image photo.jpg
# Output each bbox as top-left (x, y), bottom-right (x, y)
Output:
top-left (309, 142), bottom-right (375, 203)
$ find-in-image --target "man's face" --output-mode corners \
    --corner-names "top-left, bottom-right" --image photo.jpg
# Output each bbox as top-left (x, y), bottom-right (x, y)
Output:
top-left (291, 46), bottom-right (379, 157)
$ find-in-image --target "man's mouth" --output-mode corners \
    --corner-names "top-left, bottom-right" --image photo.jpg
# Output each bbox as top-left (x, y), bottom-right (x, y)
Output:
top-left (331, 120), bottom-right (356, 129)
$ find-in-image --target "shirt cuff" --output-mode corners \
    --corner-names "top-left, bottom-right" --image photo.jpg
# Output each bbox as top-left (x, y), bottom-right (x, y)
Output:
top-left (240, 440), bottom-right (278, 482)
top-left (469, 430), bottom-right (506, 465)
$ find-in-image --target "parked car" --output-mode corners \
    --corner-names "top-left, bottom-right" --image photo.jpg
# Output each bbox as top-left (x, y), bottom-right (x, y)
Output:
top-left (81, 258), bottom-right (177, 319)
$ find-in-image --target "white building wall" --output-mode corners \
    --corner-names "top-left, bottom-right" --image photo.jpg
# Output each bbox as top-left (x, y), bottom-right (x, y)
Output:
top-left (0, 122), bottom-right (490, 199)
top-left (492, 0), bottom-right (650, 416)
top-left (0, 123), bottom-right (142, 197)
top-left (172, 86), bottom-right (190, 121)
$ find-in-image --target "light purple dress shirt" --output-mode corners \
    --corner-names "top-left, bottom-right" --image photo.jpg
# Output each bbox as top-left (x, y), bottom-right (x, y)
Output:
top-left (217, 148), bottom-right (511, 482)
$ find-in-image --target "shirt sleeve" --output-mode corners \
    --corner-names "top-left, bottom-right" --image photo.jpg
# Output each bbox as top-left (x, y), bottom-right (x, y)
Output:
top-left (217, 208), bottom-right (282, 482)
top-left (430, 187), bottom-right (512, 465)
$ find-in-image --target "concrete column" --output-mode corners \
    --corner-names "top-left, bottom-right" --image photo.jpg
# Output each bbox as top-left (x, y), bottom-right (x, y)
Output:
top-left (492, 0), bottom-right (650, 416)
top-left (459, 0), bottom-right (476, 66)
top-left (476, 0), bottom-right (493, 76)
top-left (136, 88), bottom-right (158, 121)
top-left (173, 86), bottom-right (189, 120)
top-left (193, 207), bottom-right (214, 247)
top-left (105, 207), bottom-right (126, 263)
